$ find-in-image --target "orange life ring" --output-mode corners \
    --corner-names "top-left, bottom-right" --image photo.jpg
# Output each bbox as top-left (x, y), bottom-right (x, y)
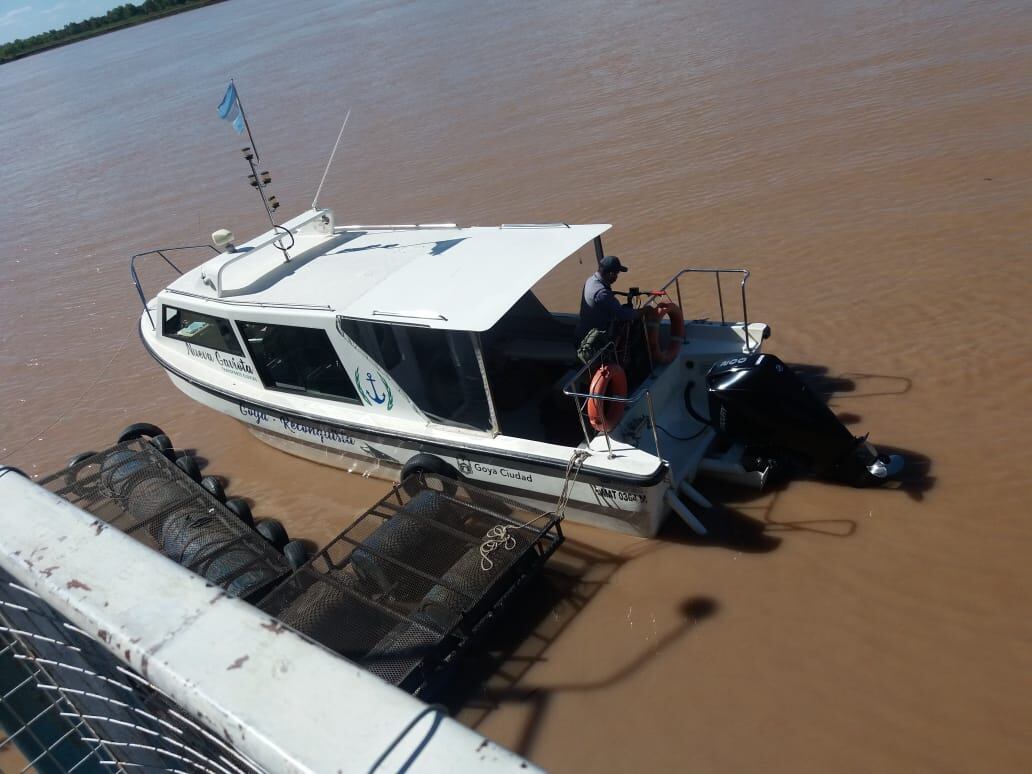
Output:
top-left (646, 302), bottom-right (685, 365)
top-left (587, 364), bottom-right (627, 432)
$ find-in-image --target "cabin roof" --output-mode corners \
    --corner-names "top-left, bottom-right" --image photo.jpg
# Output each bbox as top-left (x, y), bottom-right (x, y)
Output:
top-left (165, 210), bottom-right (609, 331)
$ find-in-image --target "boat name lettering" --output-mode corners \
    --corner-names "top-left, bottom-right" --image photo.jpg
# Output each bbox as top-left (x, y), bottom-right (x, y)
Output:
top-left (185, 342), bottom-right (257, 381)
top-left (595, 486), bottom-right (647, 504)
top-left (279, 417), bottom-right (355, 446)
top-left (238, 405), bottom-right (272, 426)
top-left (464, 459), bottom-right (533, 482)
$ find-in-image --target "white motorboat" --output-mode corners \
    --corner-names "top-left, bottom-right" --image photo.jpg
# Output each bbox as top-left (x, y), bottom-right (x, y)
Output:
top-left (133, 100), bottom-right (901, 537)
top-left (134, 201), bottom-right (901, 538)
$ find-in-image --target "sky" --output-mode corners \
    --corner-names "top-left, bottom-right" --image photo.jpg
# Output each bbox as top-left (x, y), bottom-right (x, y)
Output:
top-left (1, 0), bottom-right (121, 43)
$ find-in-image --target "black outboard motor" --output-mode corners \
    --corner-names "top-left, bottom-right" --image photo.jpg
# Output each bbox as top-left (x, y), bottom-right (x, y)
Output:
top-left (706, 353), bottom-right (902, 486)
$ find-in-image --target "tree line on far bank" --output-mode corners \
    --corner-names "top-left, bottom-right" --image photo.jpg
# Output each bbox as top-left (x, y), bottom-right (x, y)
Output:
top-left (1, 0), bottom-right (221, 64)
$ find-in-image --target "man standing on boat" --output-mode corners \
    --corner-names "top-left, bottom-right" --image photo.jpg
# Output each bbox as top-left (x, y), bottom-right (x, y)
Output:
top-left (576, 255), bottom-right (641, 343)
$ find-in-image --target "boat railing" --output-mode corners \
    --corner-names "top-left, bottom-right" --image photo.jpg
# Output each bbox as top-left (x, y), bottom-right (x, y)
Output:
top-left (561, 341), bottom-right (663, 461)
top-left (660, 267), bottom-right (759, 351)
top-left (131, 245), bottom-right (219, 330)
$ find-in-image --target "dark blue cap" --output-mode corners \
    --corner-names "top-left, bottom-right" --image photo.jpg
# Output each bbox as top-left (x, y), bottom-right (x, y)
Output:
top-left (600, 255), bottom-right (628, 273)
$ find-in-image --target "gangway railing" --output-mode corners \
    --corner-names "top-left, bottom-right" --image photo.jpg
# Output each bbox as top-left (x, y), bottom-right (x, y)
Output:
top-left (131, 245), bottom-right (219, 330)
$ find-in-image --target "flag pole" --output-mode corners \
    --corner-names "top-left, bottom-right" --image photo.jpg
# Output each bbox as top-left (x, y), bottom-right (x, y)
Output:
top-left (219, 79), bottom-right (283, 242)
top-left (230, 78), bottom-right (261, 164)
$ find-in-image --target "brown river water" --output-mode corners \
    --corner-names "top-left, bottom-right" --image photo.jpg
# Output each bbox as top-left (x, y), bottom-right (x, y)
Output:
top-left (1, 0), bottom-right (1030, 771)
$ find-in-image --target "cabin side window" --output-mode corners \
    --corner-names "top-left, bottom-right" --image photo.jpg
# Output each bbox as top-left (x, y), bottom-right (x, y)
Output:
top-left (237, 320), bottom-right (360, 403)
top-left (337, 319), bottom-right (492, 431)
top-left (162, 305), bottom-right (244, 356)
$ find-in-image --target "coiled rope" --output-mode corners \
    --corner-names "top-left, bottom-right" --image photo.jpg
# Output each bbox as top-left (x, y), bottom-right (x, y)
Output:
top-left (479, 449), bottom-right (589, 571)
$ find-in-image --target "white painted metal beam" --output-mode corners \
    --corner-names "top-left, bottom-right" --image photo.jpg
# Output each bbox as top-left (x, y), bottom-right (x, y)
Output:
top-left (0, 469), bottom-right (541, 774)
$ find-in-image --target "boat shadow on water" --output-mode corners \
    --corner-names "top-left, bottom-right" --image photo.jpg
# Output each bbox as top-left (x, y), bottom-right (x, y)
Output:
top-left (664, 443), bottom-right (934, 552)
top-left (790, 361), bottom-right (935, 500)
top-left (430, 368), bottom-right (934, 753)
top-left (437, 537), bottom-right (719, 748)
top-left (662, 362), bottom-right (935, 552)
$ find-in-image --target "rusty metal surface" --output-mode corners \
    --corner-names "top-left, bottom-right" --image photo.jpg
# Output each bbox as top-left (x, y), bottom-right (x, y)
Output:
top-left (0, 468), bottom-right (542, 773)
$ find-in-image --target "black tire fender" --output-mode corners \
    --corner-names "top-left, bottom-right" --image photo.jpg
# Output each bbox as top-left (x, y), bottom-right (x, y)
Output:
top-left (224, 498), bottom-right (254, 528)
top-left (199, 475), bottom-right (226, 503)
top-left (117, 422), bottom-right (166, 444)
top-left (175, 453), bottom-right (201, 482)
top-left (283, 539), bottom-right (308, 570)
top-left (400, 453), bottom-right (459, 496)
top-left (64, 451), bottom-right (100, 496)
top-left (149, 434), bottom-right (176, 461)
top-left (99, 449), bottom-right (150, 499)
top-left (67, 451), bottom-right (98, 469)
top-left (255, 518), bottom-right (289, 551)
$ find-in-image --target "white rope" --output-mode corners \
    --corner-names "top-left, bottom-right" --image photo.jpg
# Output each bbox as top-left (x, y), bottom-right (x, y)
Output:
top-left (479, 449), bottom-right (589, 571)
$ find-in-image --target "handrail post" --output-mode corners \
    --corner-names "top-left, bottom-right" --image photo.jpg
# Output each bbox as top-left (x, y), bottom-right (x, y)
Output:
top-left (640, 310), bottom-right (655, 373)
top-left (575, 395), bottom-right (591, 447)
top-left (715, 272), bottom-right (725, 323)
top-left (130, 245), bottom-right (218, 331)
top-left (131, 259), bottom-right (156, 331)
top-left (740, 271), bottom-right (751, 351)
top-left (646, 391), bottom-right (662, 462)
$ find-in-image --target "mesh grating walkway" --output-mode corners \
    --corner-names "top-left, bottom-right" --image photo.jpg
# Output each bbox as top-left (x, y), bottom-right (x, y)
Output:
top-left (259, 474), bottom-right (563, 695)
top-left (0, 567), bottom-right (262, 774)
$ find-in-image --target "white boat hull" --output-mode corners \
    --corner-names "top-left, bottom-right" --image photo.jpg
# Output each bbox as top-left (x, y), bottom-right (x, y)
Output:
top-left (167, 372), bottom-right (670, 537)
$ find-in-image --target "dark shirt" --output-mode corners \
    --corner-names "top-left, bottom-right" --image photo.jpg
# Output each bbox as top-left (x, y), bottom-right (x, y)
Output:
top-left (576, 271), bottom-right (637, 340)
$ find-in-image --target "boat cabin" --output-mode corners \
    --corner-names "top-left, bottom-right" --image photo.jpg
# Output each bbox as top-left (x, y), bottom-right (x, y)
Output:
top-left (144, 209), bottom-right (623, 441)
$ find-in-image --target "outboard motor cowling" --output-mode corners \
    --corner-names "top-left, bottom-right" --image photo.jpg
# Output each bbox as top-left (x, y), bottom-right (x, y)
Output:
top-left (706, 353), bottom-right (901, 486)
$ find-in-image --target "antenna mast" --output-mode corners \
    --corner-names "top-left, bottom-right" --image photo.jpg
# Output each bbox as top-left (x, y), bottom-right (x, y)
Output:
top-left (312, 110), bottom-right (351, 211)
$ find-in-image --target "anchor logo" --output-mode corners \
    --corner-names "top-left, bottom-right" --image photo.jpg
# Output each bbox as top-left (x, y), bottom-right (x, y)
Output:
top-left (365, 373), bottom-right (386, 403)
top-left (354, 368), bottom-right (394, 410)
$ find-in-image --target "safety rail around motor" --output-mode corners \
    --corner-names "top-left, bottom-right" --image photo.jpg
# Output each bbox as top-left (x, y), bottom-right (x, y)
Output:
top-left (660, 267), bottom-right (759, 352)
top-left (562, 342), bottom-right (663, 461)
top-left (131, 245), bottom-right (219, 330)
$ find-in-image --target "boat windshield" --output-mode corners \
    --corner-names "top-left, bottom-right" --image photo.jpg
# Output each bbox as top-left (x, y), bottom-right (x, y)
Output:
top-left (337, 319), bottom-right (492, 431)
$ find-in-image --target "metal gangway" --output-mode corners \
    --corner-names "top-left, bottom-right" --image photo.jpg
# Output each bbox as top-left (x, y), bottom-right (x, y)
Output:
top-left (0, 467), bottom-right (539, 774)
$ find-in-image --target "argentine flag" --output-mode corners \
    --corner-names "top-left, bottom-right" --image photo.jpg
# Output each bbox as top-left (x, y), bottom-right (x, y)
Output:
top-left (217, 83), bottom-right (245, 134)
